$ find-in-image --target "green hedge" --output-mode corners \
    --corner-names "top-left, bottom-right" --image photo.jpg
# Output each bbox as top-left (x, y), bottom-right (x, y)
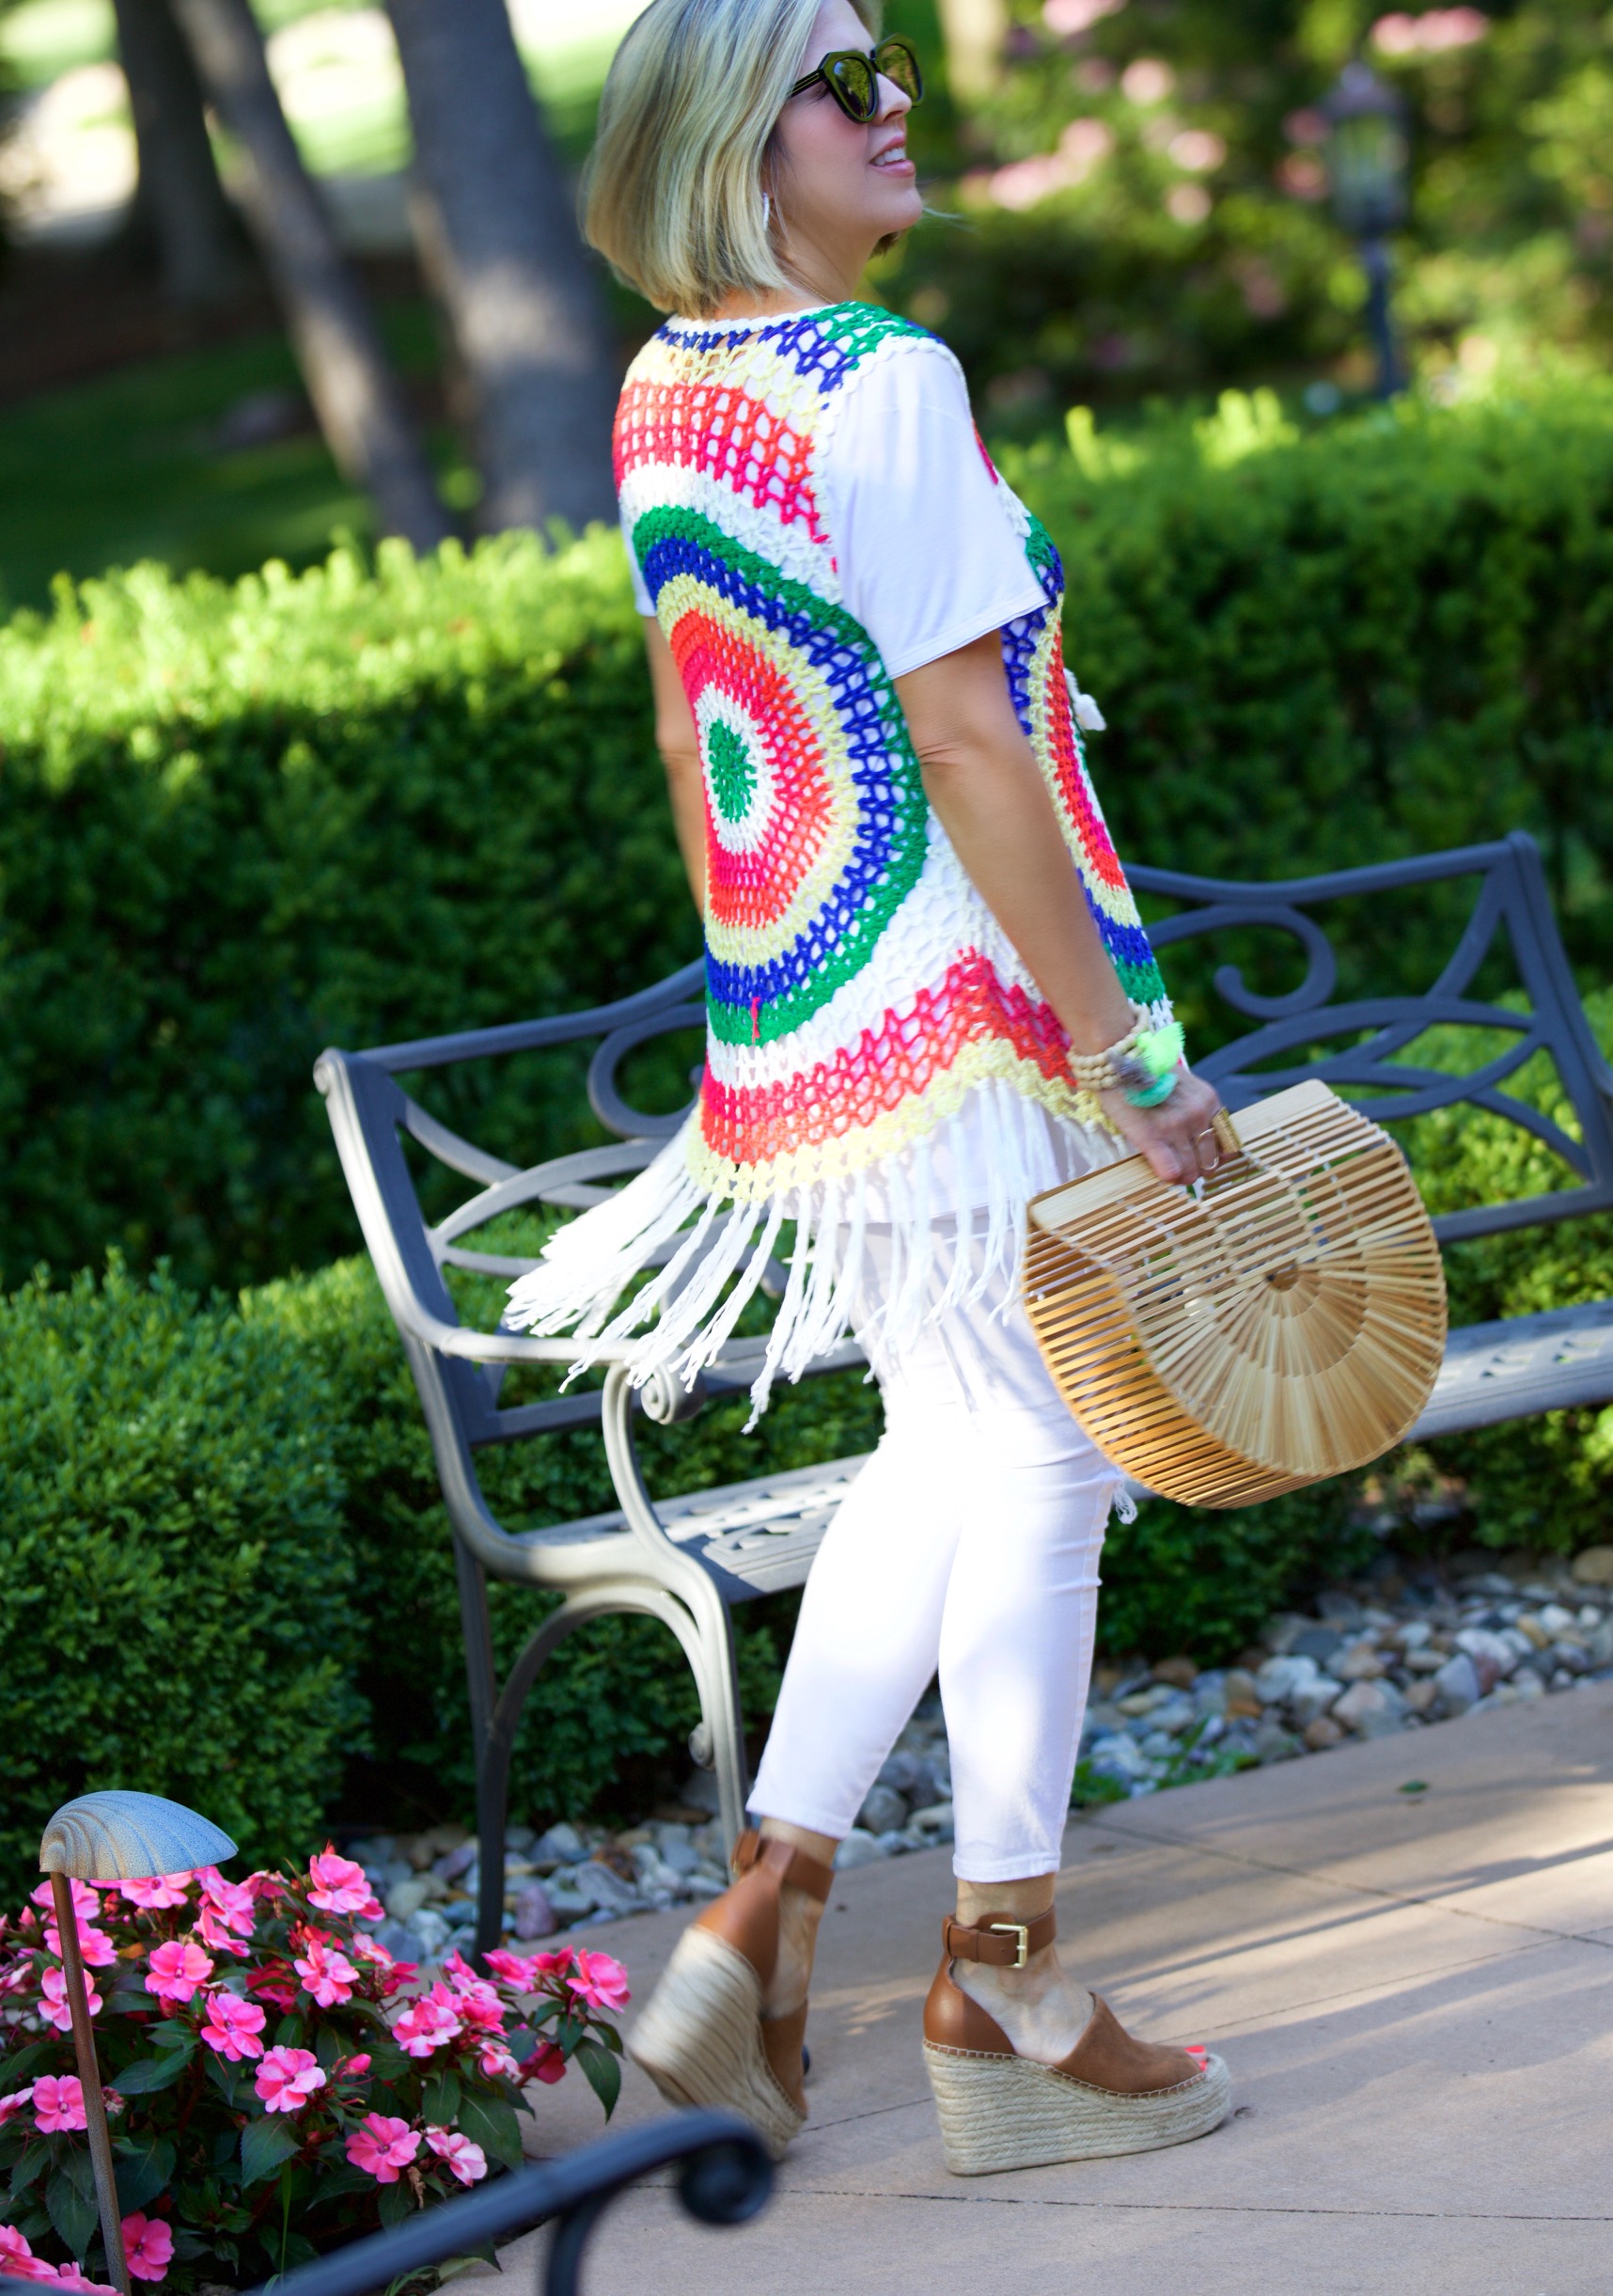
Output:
top-left (2, 381), bottom-right (1613, 1295)
top-left (0, 533), bottom-right (689, 1294)
top-left (0, 1258), bottom-right (362, 1897)
top-left (1006, 380), bottom-right (1613, 1009)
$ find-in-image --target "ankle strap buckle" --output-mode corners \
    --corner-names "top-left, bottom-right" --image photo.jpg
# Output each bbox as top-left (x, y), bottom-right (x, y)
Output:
top-left (988, 1921), bottom-right (1030, 1971)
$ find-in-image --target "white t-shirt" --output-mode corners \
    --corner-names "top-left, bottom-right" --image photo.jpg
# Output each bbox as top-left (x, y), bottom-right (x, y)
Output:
top-left (625, 326), bottom-right (1048, 675)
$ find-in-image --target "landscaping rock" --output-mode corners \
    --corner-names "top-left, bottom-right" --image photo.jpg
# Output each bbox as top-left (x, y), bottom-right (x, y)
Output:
top-left (1302, 1715), bottom-right (1345, 1750)
top-left (835, 1829), bottom-right (886, 1871)
top-left (1433, 1652), bottom-right (1480, 1716)
top-left (385, 1877), bottom-right (432, 1924)
top-left (857, 1785), bottom-right (910, 1836)
top-left (533, 1822), bottom-right (587, 1867)
top-left (1332, 1678), bottom-right (1403, 1735)
top-left (1571, 1544), bottom-right (1613, 1585)
top-left (511, 1881), bottom-right (556, 1941)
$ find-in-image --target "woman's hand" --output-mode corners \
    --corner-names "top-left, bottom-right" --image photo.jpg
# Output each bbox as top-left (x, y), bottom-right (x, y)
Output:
top-left (1100, 1066), bottom-right (1226, 1187)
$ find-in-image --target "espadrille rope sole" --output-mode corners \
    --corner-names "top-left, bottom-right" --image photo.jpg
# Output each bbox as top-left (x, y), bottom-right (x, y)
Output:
top-left (923, 2042), bottom-right (1231, 2176)
top-left (627, 1926), bottom-right (806, 2158)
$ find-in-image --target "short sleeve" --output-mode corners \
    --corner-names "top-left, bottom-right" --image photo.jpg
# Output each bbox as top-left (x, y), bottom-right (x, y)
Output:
top-left (623, 511), bottom-right (654, 617)
top-left (821, 340), bottom-right (1049, 680)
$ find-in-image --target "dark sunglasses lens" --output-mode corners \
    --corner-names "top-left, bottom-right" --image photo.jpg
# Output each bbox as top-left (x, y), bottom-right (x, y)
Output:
top-left (876, 40), bottom-right (923, 102)
top-left (827, 53), bottom-right (877, 118)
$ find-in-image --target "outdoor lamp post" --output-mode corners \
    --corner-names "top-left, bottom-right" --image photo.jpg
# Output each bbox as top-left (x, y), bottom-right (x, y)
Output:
top-left (1323, 58), bottom-right (1410, 396)
top-left (40, 1792), bottom-right (237, 2296)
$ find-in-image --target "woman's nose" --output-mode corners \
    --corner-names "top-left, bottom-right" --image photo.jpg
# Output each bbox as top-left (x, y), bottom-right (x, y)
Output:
top-left (875, 72), bottom-right (913, 120)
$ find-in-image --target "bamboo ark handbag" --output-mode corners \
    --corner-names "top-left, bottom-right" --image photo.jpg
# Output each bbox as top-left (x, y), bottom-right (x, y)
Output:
top-left (1023, 1079), bottom-right (1447, 1508)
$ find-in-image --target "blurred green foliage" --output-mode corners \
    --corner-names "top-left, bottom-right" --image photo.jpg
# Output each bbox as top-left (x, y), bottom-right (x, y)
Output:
top-left (878, 0), bottom-right (1613, 419)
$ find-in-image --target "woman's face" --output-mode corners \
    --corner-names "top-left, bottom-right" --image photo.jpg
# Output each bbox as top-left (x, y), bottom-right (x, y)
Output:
top-left (769, 0), bottom-right (921, 284)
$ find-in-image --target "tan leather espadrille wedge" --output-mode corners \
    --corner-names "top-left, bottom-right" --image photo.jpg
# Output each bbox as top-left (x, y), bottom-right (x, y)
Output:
top-left (922, 1910), bottom-right (1230, 2176)
top-left (627, 1830), bottom-right (833, 2157)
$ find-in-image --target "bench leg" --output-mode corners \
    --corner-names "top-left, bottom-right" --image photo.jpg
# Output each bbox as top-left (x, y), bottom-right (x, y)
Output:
top-left (467, 1579), bottom-right (752, 1957)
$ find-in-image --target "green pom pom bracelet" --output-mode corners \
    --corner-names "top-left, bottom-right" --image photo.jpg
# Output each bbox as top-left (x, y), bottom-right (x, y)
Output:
top-left (1070, 1016), bottom-right (1185, 1109)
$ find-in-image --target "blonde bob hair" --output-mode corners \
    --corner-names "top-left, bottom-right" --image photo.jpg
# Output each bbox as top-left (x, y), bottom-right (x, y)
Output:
top-left (585, 0), bottom-right (879, 317)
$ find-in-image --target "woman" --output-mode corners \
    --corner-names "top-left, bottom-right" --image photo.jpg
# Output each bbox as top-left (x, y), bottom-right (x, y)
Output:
top-left (507, 0), bottom-right (1232, 2176)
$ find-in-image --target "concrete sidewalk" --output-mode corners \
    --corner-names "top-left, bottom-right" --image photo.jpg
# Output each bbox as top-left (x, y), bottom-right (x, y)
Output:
top-left (514, 1679), bottom-right (1613, 2293)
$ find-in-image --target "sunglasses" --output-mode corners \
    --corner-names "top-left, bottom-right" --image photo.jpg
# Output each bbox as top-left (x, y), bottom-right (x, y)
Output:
top-left (788, 38), bottom-right (924, 122)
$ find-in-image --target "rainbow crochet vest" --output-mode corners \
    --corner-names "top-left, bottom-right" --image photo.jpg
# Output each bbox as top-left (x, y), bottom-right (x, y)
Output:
top-left (507, 303), bottom-right (1169, 1414)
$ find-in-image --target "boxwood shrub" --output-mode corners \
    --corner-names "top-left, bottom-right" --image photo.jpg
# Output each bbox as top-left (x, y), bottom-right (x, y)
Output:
top-left (0, 1258), bottom-right (361, 1901)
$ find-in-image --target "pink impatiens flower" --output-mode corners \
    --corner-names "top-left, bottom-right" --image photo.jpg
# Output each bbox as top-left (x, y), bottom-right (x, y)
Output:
top-left (119, 1874), bottom-right (193, 1911)
top-left (292, 1934), bottom-right (360, 2008)
top-left (391, 1989), bottom-right (462, 2058)
top-left (254, 2046), bottom-right (325, 2114)
top-left (440, 1956), bottom-right (504, 2033)
top-left (0, 2085), bottom-right (35, 2126)
top-left (482, 1948), bottom-right (540, 1991)
top-left (476, 2039), bottom-right (519, 2081)
top-left (30, 1879), bottom-right (104, 1923)
top-left (196, 1869), bottom-right (257, 1935)
top-left (56, 2270), bottom-right (120, 2295)
top-left (0, 2226), bottom-right (60, 2285)
top-left (40, 1966), bottom-right (101, 2032)
top-left (567, 1950), bottom-right (630, 2012)
top-left (520, 2039), bottom-right (566, 2085)
top-left (198, 1989), bottom-right (266, 2063)
top-left (425, 2127), bottom-right (487, 2185)
top-left (43, 1919), bottom-right (118, 1969)
top-left (344, 2114), bottom-right (420, 2183)
top-left (32, 2075), bottom-right (87, 2132)
top-left (305, 1849), bottom-right (381, 1920)
top-left (120, 2215), bottom-right (174, 2285)
top-left (145, 1941), bottom-right (213, 2006)
top-left (332, 2052), bottom-right (371, 2083)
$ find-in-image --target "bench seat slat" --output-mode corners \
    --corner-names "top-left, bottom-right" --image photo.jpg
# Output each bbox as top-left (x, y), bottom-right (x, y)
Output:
top-left (1410, 1297), bottom-right (1613, 1441)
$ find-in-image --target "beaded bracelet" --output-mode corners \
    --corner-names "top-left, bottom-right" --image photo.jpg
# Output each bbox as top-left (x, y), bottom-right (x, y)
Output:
top-left (1070, 1014), bottom-right (1186, 1108)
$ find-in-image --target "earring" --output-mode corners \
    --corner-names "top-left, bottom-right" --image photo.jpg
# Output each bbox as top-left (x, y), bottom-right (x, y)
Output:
top-left (761, 191), bottom-right (773, 231)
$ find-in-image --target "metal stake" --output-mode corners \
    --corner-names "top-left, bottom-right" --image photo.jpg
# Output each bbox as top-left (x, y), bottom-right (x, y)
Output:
top-left (50, 1873), bottom-right (130, 2296)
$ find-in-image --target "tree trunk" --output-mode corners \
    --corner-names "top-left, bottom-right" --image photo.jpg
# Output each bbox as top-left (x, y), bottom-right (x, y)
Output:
top-left (112, 0), bottom-right (241, 305)
top-left (386, 0), bottom-right (618, 535)
top-left (168, 0), bottom-right (451, 553)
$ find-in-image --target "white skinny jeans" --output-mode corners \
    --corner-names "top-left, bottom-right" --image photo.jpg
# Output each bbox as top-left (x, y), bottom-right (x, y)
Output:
top-left (750, 1229), bottom-right (1124, 1882)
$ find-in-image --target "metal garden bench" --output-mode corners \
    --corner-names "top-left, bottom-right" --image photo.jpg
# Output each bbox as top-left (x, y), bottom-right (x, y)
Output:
top-left (317, 827), bottom-right (1613, 1951)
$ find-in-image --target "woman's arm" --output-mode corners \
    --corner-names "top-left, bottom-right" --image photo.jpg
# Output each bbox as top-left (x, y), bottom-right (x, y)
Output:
top-left (896, 632), bottom-right (1222, 1187)
top-left (644, 615), bottom-right (707, 919)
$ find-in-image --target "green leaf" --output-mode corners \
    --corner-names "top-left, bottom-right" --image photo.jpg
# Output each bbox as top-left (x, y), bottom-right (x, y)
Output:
top-left (46, 2161), bottom-right (99, 2259)
top-left (377, 2177), bottom-right (413, 2230)
top-left (274, 2014), bottom-right (306, 2051)
top-left (0, 2043), bottom-right (55, 2096)
top-left (113, 2051), bottom-right (193, 2096)
top-left (453, 2092), bottom-right (523, 2173)
top-left (420, 2068), bottom-right (461, 2125)
top-left (573, 2038), bottom-right (620, 2119)
top-left (241, 2115), bottom-right (301, 2189)
top-left (114, 2133), bottom-right (176, 2214)
top-left (11, 2143), bottom-right (50, 2197)
top-left (313, 2025), bottom-right (348, 2070)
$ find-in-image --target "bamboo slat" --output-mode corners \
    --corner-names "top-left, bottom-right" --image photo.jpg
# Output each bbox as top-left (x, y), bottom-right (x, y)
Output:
top-left (1024, 1080), bottom-right (1447, 1508)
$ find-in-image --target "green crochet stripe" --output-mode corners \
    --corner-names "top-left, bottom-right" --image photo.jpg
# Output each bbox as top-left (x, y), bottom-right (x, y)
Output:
top-left (631, 503), bottom-right (931, 1047)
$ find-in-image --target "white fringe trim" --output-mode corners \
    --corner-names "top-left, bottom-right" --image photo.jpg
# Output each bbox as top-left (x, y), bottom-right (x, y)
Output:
top-left (503, 1081), bottom-right (1116, 1425)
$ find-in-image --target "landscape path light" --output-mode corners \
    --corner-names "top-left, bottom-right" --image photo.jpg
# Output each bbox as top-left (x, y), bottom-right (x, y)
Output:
top-left (39, 1792), bottom-right (237, 2296)
top-left (1323, 57), bottom-right (1410, 395)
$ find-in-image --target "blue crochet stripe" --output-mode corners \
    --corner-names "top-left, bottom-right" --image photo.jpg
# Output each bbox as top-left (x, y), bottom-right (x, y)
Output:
top-left (634, 505), bottom-right (929, 1045)
top-left (659, 302), bottom-right (932, 401)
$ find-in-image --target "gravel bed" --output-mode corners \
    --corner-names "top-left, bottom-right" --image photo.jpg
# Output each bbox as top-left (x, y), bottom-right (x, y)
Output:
top-left (349, 1541), bottom-right (1613, 1961)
